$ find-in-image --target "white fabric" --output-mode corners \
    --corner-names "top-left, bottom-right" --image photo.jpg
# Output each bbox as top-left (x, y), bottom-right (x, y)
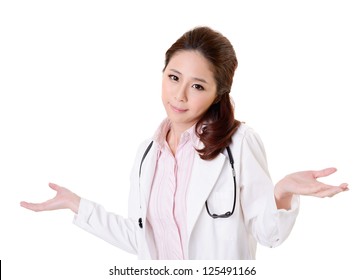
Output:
top-left (73, 123), bottom-right (299, 259)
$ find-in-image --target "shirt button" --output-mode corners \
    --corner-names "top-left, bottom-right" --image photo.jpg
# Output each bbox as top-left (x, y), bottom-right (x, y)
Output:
top-left (138, 218), bottom-right (143, 229)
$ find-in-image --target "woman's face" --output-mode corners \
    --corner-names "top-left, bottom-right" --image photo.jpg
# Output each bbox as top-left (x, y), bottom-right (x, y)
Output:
top-left (162, 50), bottom-right (217, 131)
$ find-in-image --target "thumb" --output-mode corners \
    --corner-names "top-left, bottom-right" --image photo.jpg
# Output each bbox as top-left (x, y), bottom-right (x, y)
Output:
top-left (48, 182), bottom-right (61, 191)
top-left (313, 167), bottom-right (337, 179)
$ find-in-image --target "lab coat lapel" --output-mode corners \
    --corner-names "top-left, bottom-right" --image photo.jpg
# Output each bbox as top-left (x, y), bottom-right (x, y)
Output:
top-left (139, 144), bottom-right (158, 216)
top-left (186, 151), bottom-right (227, 238)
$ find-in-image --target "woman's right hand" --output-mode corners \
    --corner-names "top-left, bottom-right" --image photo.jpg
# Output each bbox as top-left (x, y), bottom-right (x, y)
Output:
top-left (20, 183), bottom-right (81, 214)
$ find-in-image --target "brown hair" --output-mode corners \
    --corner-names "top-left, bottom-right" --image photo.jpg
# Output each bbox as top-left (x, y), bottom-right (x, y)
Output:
top-left (163, 26), bottom-right (241, 160)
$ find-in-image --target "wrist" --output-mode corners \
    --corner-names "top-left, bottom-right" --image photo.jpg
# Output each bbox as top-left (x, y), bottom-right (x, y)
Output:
top-left (274, 179), bottom-right (293, 210)
top-left (68, 193), bottom-right (81, 214)
top-left (275, 178), bottom-right (293, 199)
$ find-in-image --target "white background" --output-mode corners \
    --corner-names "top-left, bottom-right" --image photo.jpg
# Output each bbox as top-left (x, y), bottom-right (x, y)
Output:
top-left (0, 0), bottom-right (363, 279)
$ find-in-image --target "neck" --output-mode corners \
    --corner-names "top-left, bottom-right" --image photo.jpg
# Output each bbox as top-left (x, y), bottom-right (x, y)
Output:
top-left (167, 127), bottom-right (181, 155)
top-left (167, 123), bottom-right (191, 155)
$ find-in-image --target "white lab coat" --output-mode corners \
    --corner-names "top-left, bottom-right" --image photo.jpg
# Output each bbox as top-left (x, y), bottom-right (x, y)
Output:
top-left (73, 124), bottom-right (299, 259)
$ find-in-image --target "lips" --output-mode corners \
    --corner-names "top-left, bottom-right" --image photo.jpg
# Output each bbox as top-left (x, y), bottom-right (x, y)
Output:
top-left (170, 103), bottom-right (188, 113)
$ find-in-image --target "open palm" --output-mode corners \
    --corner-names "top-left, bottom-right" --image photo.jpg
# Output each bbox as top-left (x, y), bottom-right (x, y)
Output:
top-left (20, 183), bottom-right (80, 213)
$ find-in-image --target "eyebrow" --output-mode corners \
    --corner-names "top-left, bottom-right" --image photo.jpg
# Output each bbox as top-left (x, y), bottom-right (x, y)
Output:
top-left (170, 69), bottom-right (208, 84)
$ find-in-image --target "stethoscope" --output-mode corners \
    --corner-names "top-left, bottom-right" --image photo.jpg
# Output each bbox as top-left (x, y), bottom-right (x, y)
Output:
top-left (137, 141), bottom-right (237, 229)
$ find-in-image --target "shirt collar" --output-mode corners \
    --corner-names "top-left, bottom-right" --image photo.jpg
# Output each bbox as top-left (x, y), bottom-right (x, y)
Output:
top-left (153, 118), bottom-right (200, 150)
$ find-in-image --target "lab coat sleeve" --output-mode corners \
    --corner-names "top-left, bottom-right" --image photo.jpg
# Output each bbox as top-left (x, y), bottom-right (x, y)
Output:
top-left (72, 139), bottom-right (153, 256)
top-left (73, 198), bottom-right (138, 255)
top-left (240, 127), bottom-right (299, 248)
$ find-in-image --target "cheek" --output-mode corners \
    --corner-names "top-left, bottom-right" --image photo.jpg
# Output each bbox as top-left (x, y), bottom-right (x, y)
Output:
top-left (161, 80), bottom-right (171, 99)
top-left (161, 86), bottom-right (173, 112)
top-left (193, 96), bottom-right (215, 112)
top-left (161, 82), bottom-right (168, 101)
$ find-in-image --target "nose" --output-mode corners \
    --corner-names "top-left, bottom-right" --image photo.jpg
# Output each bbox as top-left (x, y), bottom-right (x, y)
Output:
top-left (175, 84), bottom-right (188, 102)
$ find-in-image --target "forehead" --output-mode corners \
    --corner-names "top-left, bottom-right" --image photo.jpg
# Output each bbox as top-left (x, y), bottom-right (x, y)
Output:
top-left (167, 50), bottom-right (215, 77)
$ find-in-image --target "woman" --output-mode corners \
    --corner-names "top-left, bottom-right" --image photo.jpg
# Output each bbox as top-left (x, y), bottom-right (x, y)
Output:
top-left (20, 26), bottom-right (348, 259)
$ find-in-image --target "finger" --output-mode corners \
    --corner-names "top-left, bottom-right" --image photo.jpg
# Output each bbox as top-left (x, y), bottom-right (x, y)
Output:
top-left (314, 186), bottom-right (348, 198)
top-left (301, 181), bottom-right (346, 196)
top-left (338, 183), bottom-right (349, 191)
top-left (300, 181), bottom-right (331, 195)
top-left (20, 201), bottom-right (48, 212)
top-left (308, 182), bottom-right (349, 198)
top-left (312, 167), bottom-right (337, 179)
top-left (49, 182), bottom-right (61, 191)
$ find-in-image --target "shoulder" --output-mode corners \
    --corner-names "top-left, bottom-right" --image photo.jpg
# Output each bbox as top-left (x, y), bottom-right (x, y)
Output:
top-left (136, 138), bottom-right (154, 156)
top-left (129, 138), bottom-right (155, 167)
top-left (232, 122), bottom-right (261, 142)
top-left (231, 123), bottom-right (267, 155)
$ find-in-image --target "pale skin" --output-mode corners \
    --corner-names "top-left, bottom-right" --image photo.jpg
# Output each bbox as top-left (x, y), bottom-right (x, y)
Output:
top-left (20, 50), bottom-right (349, 214)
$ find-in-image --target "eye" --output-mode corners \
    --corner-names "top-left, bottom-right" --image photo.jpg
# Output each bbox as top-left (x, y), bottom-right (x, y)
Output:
top-left (168, 74), bottom-right (179, 81)
top-left (192, 84), bottom-right (205, 91)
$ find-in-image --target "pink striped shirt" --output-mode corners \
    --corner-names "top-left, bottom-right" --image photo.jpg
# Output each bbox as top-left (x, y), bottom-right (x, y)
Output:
top-left (147, 119), bottom-right (199, 259)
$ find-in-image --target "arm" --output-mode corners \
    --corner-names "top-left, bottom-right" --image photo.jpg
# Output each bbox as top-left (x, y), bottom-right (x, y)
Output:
top-left (239, 127), bottom-right (299, 247)
top-left (20, 183), bottom-right (139, 254)
top-left (239, 127), bottom-right (349, 248)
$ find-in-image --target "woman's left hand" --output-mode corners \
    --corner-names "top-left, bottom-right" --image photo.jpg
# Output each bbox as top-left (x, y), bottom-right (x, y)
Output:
top-left (274, 167), bottom-right (349, 209)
